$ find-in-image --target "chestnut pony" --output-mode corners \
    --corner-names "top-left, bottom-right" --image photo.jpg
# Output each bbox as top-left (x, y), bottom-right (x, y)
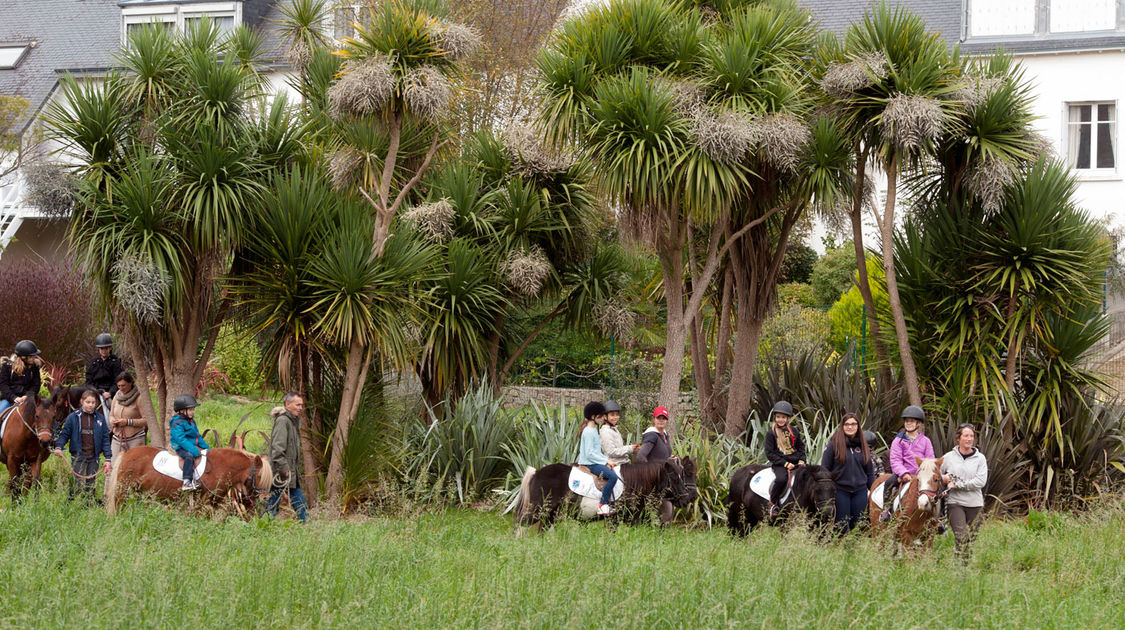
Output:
top-left (0, 394), bottom-right (57, 500)
top-left (868, 456), bottom-right (946, 549)
top-left (105, 446), bottom-right (272, 517)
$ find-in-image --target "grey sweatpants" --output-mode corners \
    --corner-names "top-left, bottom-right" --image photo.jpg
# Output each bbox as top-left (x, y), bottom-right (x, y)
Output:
top-left (948, 504), bottom-right (982, 556)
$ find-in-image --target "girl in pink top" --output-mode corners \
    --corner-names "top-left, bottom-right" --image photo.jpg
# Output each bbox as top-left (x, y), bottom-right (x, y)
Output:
top-left (880, 405), bottom-right (935, 520)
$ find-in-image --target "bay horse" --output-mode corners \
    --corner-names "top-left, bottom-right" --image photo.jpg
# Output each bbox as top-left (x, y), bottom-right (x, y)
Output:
top-left (0, 394), bottom-right (57, 501)
top-left (514, 458), bottom-right (697, 532)
top-left (104, 446), bottom-right (272, 518)
top-left (726, 464), bottom-right (837, 536)
top-left (867, 456), bottom-right (946, 550)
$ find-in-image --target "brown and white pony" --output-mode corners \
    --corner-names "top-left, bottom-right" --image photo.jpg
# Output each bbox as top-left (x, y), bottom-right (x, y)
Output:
top-left (0, 394), bottom-right (57, 501)
top-left (104, 446), bottom-right (272, 518)
top-left (868, 456), bottom-right (946, 549)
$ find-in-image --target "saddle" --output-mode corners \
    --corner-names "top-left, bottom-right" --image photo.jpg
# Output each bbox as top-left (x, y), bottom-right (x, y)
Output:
top-left (568, 465), bottom-right (625, 501)
top-left (870, 480), bottom-right (910, 512)
top-left (749, 468), bottom-right (793, 504)
top-left (152, 450), bottom-right (208, 481)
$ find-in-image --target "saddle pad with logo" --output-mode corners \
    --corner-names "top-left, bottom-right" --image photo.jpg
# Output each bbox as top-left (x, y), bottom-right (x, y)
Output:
top-left (870, 481), bottom-right (910, 511)
top-left (749, 468), bottom-right (792, 504)
top-left (152, 451), bottom-right (207, 480)
top-left (568, 466), bottom-right (625, 501)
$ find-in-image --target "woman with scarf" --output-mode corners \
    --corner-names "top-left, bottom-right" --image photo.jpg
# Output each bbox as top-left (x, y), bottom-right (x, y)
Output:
top-left (108, 372), bottom-right (147, 456)
top-left (763, 400), bottom-right (805, 514)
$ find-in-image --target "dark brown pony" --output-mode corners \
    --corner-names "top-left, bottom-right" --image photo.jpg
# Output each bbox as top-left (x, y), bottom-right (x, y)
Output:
top-left (514, 458), bottom-right (697, 532)
top-left (726, 464), bottom-right (837, 536)
top-left (0, 394), bottom-right (57, 500)
top-left (868, 456), bottom-right (945, 550)
top-left (105, 446), bottom-right (272, 518)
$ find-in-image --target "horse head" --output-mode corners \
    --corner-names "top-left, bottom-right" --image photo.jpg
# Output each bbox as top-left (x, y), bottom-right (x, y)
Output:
top-left (913, 456), bottom-right (945, 513)
top-left (798, 465), bottom-right (837, 523)
top-left (678, 457), bottom-right (699, 506)
top-left (46, 386), bottom-right (72, 433)
top-left (29, 394), bottom-right (56, 445)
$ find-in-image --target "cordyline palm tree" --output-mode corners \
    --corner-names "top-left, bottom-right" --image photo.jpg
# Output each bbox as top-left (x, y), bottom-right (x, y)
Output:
top-left (821, 3), bottom-right (962, 407)
top-left (45, 20), bottom-right (294, 442)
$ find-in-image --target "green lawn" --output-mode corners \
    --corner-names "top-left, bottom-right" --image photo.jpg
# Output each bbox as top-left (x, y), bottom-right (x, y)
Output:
top-left (1, 492), bottom-right (1122, 628)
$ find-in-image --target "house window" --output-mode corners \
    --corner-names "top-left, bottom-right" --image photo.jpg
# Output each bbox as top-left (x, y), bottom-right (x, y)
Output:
top-left (0, 44), bottom-right (31, 70)
top-left (332, 4), bottom-right (365, 41)
top-left (124, 15), bottom-right (176, 44)
top-left (184, 14), bottom-right (237, 36)
top-left (1050, 0), bottom-right (1116, 33)
top-left (970, 0), bottom-right (1036, 36)
top-left (122, 3), bottom-right (240, 44)
top-left (1067, 103), bottom-right (1116, 170)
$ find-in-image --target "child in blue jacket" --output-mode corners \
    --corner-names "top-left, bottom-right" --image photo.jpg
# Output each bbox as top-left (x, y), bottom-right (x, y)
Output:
top-left (169, 394), bottom-right (209, 491)
top-left (52, 389), bottom-right (112, 501)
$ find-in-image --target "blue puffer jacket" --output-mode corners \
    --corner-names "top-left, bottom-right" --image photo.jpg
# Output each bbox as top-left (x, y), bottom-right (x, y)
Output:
top-left (53, 410), bottom-right (112, 460)
top-left (169, 414), bottom-right (209, 457)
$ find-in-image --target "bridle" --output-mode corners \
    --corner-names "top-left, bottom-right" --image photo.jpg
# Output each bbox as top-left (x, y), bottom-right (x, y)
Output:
top-left (4, 398), bottom-right (54, 446)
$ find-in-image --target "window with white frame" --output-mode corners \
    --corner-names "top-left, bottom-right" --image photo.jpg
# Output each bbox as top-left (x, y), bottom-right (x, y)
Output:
top-left (1050, 0), bottom-right (1116, 33)
top-left (0, 44), bottom-right (31, 70)
top-left (1067, 102), bottom-right (1116, 171)
top-left (970, 0), bottom-right (1036, 37)
top-left (121, 3), bottom-right (241, 44)
top-left (331, 3), bottom-right (366, 41)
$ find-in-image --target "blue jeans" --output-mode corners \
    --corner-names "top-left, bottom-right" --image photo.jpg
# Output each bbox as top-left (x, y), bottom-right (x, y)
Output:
top-left (176, 449), bottom-right (196, 482)
top-left (586, 464), bottom-right (618, 505)
top-left (0, 399), bottom-right (11, 414)
top-left (835, 487), bottom-right (868, 533)
top-left (266, 486), bottom-right (309, 522)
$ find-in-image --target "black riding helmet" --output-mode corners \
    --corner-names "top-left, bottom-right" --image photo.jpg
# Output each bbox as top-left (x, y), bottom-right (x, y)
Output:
top-left (901, 405), bottom-right (925, 422)
top-left (864, 430), bottom-right (878, 447)
top-left (603, 400), bottom-right (622, 414)
top-left (173, 394), bottom-right (200, 412)
top-left (770, 400), bottom-right (794, 417)
top-left (14, 340), bottom-right (40, 357)
top-left (94, 333), bottom-right (114, 348)
top-left (583, 401), bottom-right (606, 420)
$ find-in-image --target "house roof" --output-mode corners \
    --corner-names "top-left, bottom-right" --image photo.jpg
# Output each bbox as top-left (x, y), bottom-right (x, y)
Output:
top-left (0, 0), bottom-right (288, 137)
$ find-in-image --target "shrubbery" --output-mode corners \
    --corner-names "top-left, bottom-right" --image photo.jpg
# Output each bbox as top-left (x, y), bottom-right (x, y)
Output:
top-left (0, 260), bottom-right (98, 373)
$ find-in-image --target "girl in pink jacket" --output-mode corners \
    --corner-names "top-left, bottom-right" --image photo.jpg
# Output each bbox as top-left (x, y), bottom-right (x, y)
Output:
top-left (880, 405), bottom-right (935, 520)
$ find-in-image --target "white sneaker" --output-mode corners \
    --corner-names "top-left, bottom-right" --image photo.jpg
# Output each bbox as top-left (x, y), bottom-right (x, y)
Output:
top-left (597, 503), bottom-right (615, 516)
top-left (181, 480), bottom-right (197, 492)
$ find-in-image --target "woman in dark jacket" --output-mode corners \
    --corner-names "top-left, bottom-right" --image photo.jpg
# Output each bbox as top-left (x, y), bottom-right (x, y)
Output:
top-left (764, 400), bottom-right (805, 511)
top-left (636, 406), bottom-right (674, 463)
top-left (0, 340), bottom-right (43, 414)
top-left (821, 412), bottom-right (876, 533)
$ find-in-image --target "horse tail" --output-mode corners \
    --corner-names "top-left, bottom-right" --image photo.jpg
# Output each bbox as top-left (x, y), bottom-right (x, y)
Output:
top-left (105, 452), bottom-right (123, 515)
top-left (513, 466), bottom-right (536, 523)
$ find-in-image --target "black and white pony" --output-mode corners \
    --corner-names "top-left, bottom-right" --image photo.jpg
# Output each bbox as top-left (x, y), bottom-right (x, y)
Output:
top-left (725, 464), bottom-right (837, 536)
top-left (514, 458), bottom-right (697, 532)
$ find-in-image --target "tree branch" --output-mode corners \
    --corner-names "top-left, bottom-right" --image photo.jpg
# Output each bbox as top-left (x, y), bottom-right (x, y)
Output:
top-left (498, 301), bottom-right (567, 382)
top-left (388, 129), bottom-right (448, 217)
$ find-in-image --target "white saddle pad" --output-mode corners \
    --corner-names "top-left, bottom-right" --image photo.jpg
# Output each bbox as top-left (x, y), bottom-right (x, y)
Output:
top-left (870, 480), bottom-right (910, 511)
top-left (750, 468), bottom-right (792, 504)
top-left (153, 451), bottom-right (207, 481)
top-left (568, 465), bottom-right (625, 502)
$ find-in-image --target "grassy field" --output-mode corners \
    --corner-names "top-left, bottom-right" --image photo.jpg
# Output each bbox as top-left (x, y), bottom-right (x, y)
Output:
top-left (1, 489), bottom-right (1123, 628)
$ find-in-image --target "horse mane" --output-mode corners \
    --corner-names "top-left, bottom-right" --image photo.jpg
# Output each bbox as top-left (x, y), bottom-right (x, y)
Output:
top-left (621, 461), bottom-right (669, 489)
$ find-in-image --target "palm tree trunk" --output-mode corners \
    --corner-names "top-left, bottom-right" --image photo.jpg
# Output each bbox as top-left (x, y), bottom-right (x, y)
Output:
top-left (849, 149), bottom-right (893, 390)
top-left (689, 313), bottom-right (717, 430)
top-left (326, 338), bottom-right (365, 501)
top-left (1004, 292), bottom-right (1020, 393)
top-left (880, 156), bottom-right (922, 406)
top-left (656, 225), bottom-right (686, 419)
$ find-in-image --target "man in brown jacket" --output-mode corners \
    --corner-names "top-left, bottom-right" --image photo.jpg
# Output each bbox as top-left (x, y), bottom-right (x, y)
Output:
top-left (266, 392), bottom-right (309, 522)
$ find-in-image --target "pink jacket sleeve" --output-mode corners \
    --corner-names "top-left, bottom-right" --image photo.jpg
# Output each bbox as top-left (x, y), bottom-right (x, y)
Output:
top-left (889, 437), bottom-right (909, 477)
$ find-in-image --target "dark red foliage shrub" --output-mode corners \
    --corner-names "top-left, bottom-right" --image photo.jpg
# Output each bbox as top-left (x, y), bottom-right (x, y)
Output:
top-left (0, 260), bottom-right (99, 367)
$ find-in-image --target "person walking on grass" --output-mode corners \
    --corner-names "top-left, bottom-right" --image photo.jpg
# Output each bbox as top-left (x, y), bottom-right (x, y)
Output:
top-left (266, 392), bottom-right (309, 522)
top-left (578, 401), bottom-right (618, 516)
top-left (820, 413), bottom-right (876, 534)
top-left (600, 400), bottom-right (638, 466)
top-left (52, 389), bottom-right (112, 502)
top-left (108, 372), bottom-right (146, 457)
top-left (169, 395), bottom-right (208, 491)
top-left (636, 406), bottom-right (674, 463)
top-left (941, 424), bottom-right (989, 559)
top-left (881, 405), bottom-right (935, 520)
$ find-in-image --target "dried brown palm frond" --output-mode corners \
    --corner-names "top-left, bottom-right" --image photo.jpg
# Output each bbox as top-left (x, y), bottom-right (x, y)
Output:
top-left (880, 93), bottom-right (943, 150)
top-left (327, 57), bottom-right (396, 119)
top-left (113, 255), bottom-right (169, 325)
top-left (964, 155), bottom-right (1019, 214)
top-left (694, 110), bottom-right (754, 164)
top-left (285, 39), bottom-right (312, 74)
top-left (435, 21), bottom-right (482, 60)
top-left (504, 246), bottom-right (551, 297)
top-left (22, 161), bottom-right (77, 219)
top-left (593, 299), bottom-right (634, 340)
top-left (951, 76), bottom-right (1004, 111)
top-left (328, 146), bottom-right (365, 191)
top-left (403, 65), bottom-right (451, 121)
top-left (821, 52), bottom-right (889, 97)
top-left (747, 113), bottom-right (809, 172)
top-left (402, 198), bottom-right (456, 243)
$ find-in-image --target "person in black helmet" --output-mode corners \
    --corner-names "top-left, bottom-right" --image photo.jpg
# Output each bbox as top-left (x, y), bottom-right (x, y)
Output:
top-left (169, 395), bottom-right (209, 491)
top-left (763, 400), bottom-right (805, 515)
top-left (85, 333), bottom-right (124, 414)
top-left (578, 400), bottom-right (618, 516)
top-left (865, 430), bottom-right (889, 477)
top-left (0, 340), bottom-right (43, 414)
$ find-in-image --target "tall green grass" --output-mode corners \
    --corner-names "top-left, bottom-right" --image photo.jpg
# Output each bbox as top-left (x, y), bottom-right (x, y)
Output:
top-left (2, 494), bottom-right (1123, 627)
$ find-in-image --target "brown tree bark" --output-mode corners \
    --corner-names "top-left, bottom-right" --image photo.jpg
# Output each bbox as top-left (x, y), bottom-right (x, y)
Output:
top-left (879, 155), bottom-right (922, 407)
top-left (326, 338), bottom-right (366, 501)
top-left (848, 148), bottom-right (894, 390)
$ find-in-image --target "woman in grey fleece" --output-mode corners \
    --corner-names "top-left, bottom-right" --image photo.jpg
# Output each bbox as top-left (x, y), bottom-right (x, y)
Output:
top-left (940, 424), bottom-right (989, 557)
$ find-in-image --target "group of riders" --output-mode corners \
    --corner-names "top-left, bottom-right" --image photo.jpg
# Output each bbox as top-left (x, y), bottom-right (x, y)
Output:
top-left (0, 335), bottom-right (308, 522)
top-left (574, 396), bottom-right (989, 552)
